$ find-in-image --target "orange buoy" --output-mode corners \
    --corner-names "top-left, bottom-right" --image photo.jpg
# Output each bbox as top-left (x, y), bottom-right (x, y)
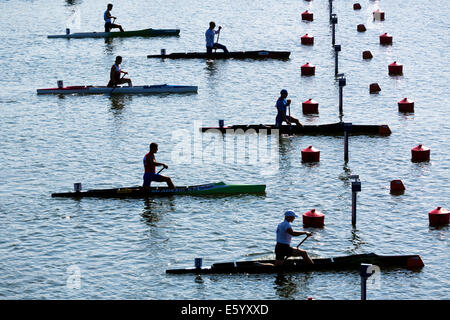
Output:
top-left (301, 33), bottom-right (314, 45)
top-left (301, 62), bottom-right (315, 76)
top-left (389, 61), bottom-right (403, 75)
top-left (390, 180), bottom-right (405, 194)
top-left (428, 207), bottom-right (449, 226)
top-left (302, 98), bottom-right (319, 114)
top-left (411, 144), bottom-right (430, 162)
top-left (373, 9), bottom-right (385, 21)
top-left (301, 145), bottom-right (320, 162)
top-left (362, 51), bottom-right (373, 59)
top-left (303, 209), bottom-right (325, 228)
top-left (302, 10), bottom-right (314, 21)
top-left (357, 24), bottom-right (366, 32)
top-left (369, 83), bottom-right (381, 93)
top-left (398, 98), bottom-right (414, 113)
top-left (353, 3), bottom-right (362, 10)
top-left (378, 125), bottom-right (391, 136)
top-left (380, 32), bottom-right (393, 45)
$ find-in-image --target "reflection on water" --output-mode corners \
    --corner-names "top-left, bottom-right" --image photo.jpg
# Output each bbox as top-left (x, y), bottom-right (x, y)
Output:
top-left (141, 197), bottom-right (175, 227)
top-left (109, 95), bottom-right (132, 114)
top-left (274, 273), bottom-right (311, 299)
top-left (349, 227), bottom-right (365, 253)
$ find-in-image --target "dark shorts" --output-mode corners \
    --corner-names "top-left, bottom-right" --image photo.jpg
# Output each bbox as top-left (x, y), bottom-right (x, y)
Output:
top-left (105, 22), bottom-right (121, 32)
top-left (275, 242), bottom-right (293, 260)
top-left (143, 173), bottom-right (163, 187)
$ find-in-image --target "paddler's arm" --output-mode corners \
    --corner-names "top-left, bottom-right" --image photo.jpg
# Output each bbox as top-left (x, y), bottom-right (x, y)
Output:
top-left (287, 228), bottom-right (312, 237)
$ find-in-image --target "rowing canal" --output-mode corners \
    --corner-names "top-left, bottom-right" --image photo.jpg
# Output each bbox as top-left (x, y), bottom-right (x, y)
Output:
top-left (0, 0), bottom-right (448, 299)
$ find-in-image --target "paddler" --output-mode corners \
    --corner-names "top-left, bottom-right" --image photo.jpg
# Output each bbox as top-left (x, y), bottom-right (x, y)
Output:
top-left (275, 210), bottom-right (314, 265)
top-left (104, 3), bottom-right (124, 32)
top-left (275, 89), bottom-right (303, 127)
top-left (205, 21), bottom-right (229, 56)
top-left (107, 56), bottom-right (132, 87)
top-left (143, 142), bottom-right (175, 189)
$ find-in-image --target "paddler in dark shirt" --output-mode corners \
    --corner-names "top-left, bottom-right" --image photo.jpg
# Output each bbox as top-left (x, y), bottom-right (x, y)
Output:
top-left (104, 3), bottom-right (124, 32)
top-left (143, 142), bottom-right (175, 189)
top-left (275, 89), bottom-right (303, 127)
top-left (107, 56), bottom-right (132, 87)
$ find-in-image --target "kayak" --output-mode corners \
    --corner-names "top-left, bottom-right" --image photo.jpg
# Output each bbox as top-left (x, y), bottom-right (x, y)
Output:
top-left (48, 28), bottom-right (180, 39)
top-left (201, 122), bottom-right (392, 136)
top-left (147, 50), bottom-right (291, 60)
top-left (51, 182), bottom-right (266, 198)
top-left (166, 253), bottom-right (424, 274)
top-left (36, 84), bottom-right (198, 95)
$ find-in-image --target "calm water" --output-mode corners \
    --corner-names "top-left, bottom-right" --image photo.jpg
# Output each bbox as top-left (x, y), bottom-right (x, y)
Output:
top-left (0, 0), bottom-right (448, 299)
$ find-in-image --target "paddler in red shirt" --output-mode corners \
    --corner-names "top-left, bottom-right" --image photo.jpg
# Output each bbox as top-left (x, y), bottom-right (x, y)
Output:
top-left (143, 142), bottom-right (175, 189)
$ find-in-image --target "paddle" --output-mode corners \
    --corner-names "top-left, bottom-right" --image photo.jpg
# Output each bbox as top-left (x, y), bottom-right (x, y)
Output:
top-left (214, 26), bottom-right (221, 53)
top-left (157, 166), bottom-right (165, 174)
top-left (296, 233), bottom-right (312, 249)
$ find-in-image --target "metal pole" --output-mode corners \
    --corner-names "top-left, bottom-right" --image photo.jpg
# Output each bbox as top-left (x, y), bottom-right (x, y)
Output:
top-left (338, 74), bottom-right (346, 116)
top-left (360, 264), bottom-right (373, 300)
top-left (334, 45), bottom-right (341, 76)
top-left (350, 175), bottom-right (361, 226)
top-left (329, 0), bottom-right (333, 21)
top-left (331, 14), bottom-right (337, 45)
top-left (344, 131), bottom-right (349, 162)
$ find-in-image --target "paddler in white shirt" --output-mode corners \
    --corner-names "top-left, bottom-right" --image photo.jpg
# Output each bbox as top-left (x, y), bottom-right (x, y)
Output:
top-left (205, 21), bottom-right (229, 56)
top-left (275, 210), bottom-right (314, 265)
top-left (104, 3), bottom-right (124, 32)
top-left (107, 56), bottom-right (132, 87)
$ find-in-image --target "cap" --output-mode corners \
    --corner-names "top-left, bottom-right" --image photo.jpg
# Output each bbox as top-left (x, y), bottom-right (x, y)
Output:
top-left (280, 89), bottom-right (288, 95)
top-left (285, 210), bottom-right (298, 217)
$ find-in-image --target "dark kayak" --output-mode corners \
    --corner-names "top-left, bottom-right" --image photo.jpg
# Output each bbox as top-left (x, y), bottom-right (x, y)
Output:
top-left (147, 50), bottom-right (291, 60)
top-left (201, 122), bottom-right (392, 136)
top-left (166, 253), bottom-right (424, 274)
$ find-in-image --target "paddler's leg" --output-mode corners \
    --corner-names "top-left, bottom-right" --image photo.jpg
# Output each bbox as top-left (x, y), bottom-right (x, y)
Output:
top-left (213, 43), bottom-right (229, 54)
top-left (113, 23), bottom-right (124, 32)
top-left (117, 78), bottom-right (133, 87)
top-left (161, 175), bottom-right (175, 189)
top-left (143, 173), bottom-right (151, 189)
top-left (287, 115), bottom-right (303, 127)
top-left (292, 248), bottom-right (314, 264)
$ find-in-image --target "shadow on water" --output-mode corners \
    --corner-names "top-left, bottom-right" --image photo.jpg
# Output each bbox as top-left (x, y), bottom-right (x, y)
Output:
top-left (65, 0), bottom-right (82, 6)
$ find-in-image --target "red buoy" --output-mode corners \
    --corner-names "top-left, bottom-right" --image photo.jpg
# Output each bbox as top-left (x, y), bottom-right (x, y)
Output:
top-left (411, 144), bottom-right (430, 162)
top-left (303, 209), bottom-right (325, 228)
top-left (380, 32), bottom-right (393, 45)
top-left (398, 98), bottom-right (414, 113)
top-left (362, 51), bottom-right (373, 59)
top-left (390, 180), bottom-right (406, 194)
top-left (353, 3), bottom-right (362, 10)
top-left (301, 33), bottom-right (314, 45)
top-left (389, 61), bottom-right (403, 75)
top-left (301, 62), bottom-right (315, 76)
top-left (302, 10), bottom-right (314, 21)
top-left (369, 83), bottom-right (381, 93)
top-left (357, 24), bottom-right (366, 32)
top-left (428, 207), bottom-right (450, 226)
top-left (373, 9), bottom-right (385, 21)
top-left (302, 98), bottom-right (319, 114)
top-left (301, 145), bottom-right (320, 162)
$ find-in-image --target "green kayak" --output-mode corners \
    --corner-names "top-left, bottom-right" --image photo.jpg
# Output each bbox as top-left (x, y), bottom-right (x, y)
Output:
top-left (51, 182), bottom-right (266, 198)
